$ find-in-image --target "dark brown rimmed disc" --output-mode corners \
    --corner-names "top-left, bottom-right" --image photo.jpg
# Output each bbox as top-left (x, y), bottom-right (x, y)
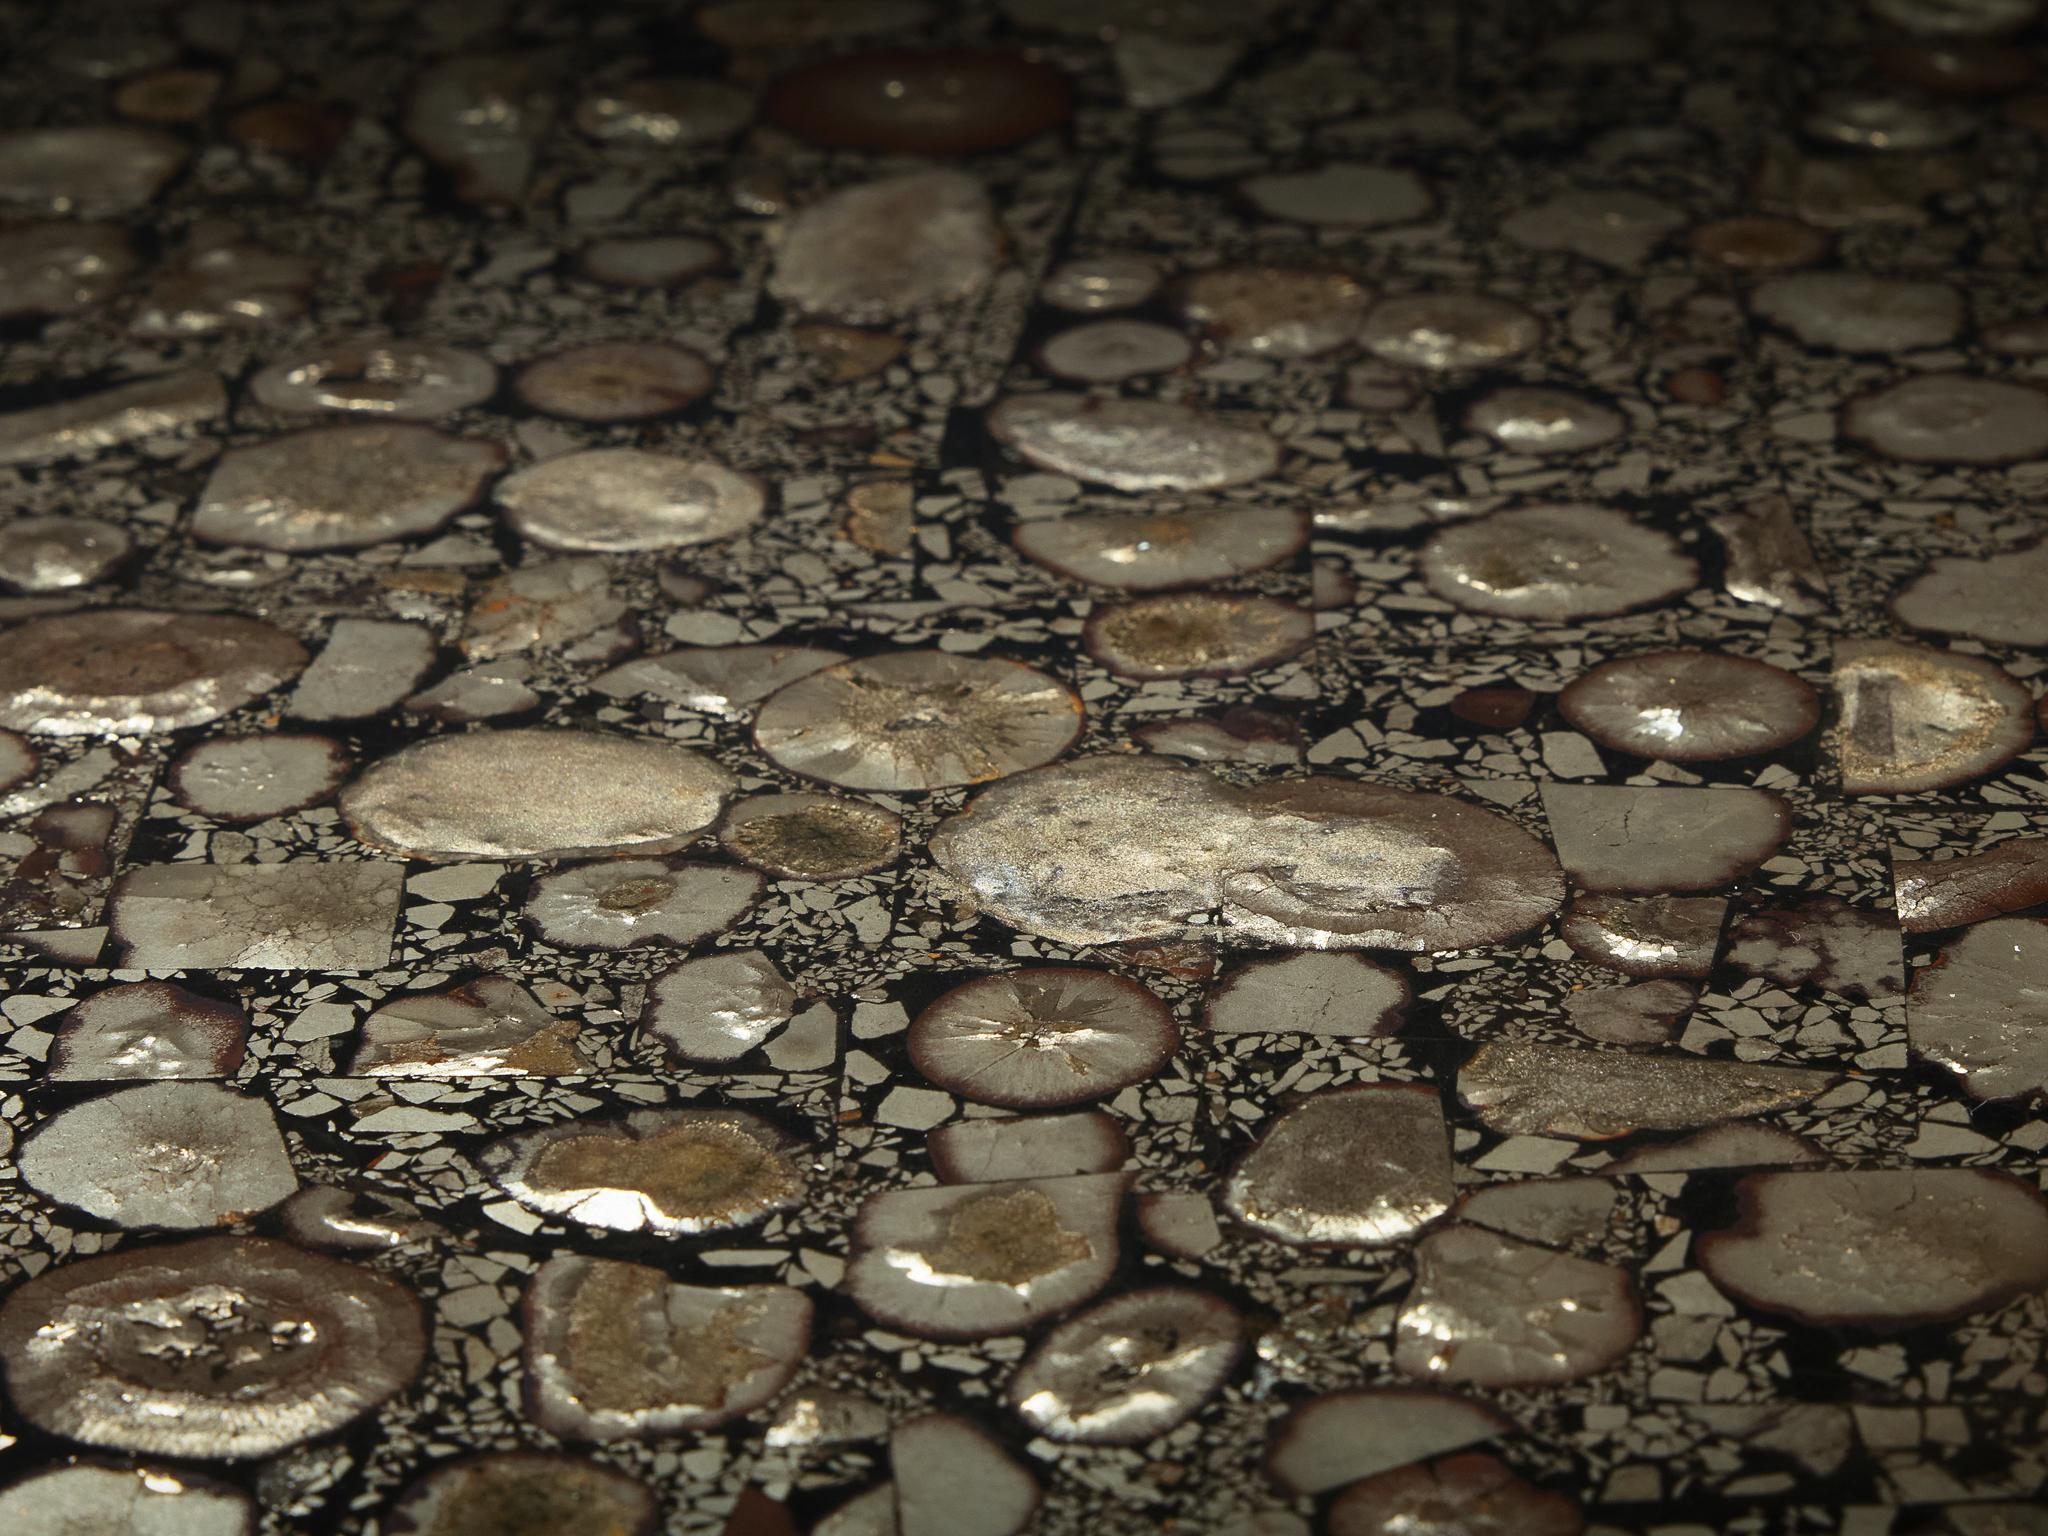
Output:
top-left (765, 49), bottom-right (1071, 155)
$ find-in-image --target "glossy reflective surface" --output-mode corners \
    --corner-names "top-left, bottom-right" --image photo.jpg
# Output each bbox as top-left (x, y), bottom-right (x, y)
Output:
top-left (3, 1), bottom-right (2047, 1532)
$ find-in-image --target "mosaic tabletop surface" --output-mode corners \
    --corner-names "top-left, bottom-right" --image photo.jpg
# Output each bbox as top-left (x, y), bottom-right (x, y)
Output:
top-left (3, 0), bottom-right (2048, 1531)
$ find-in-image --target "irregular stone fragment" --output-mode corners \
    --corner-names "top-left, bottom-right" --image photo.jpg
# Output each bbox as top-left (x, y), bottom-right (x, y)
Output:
top-left (279, 1184), bottom-right (433, 1252)
top-left (575, 78), bottom-right (754, 145)
top-left (250, 336), bottom-right (498, 419)
top-left (513, 342), bottom-right (715, 423)
top-left (1605, 1123), bottom-right (1829, 1175)
top-left (524, 1257), bottom-right (812, 1440)
top-left (1133, 707), bottom-right (1305, 766)
top-left (1113, 32), bottom-right (1240, 108)
top-left (0, 798), bottom-right (119, 928)
top-left (7, 928), bottom-right (107, 965)
top-left (1038, 318), bottom-right (1193, 382)
top-left (525, 859), bottom-right (760, 951)
top-left (403, 52), bottom-right (558, 205)
top-left (0, 516), bottom-right (132, 596)
top-left (1805, 90), bottom-right (1976, 151)
top-left (0, 730), bottom-right (33, 793)
top-left (790, 325), bottom-right (905, 393)
top-left (1239, 163), bottom-right (1432, 227)
top-left (169, 733), bottom-right (349, 821)
top-left (1394, 1225), bottom-right (1640, 1385)
top-left (342, 729), bottom-right (733, 861)
top-left (639, 949), bottom-right (800, 1066)
top-left (841, 479), bottom-right (914, 550)
top-left (1557, 651), bottom-right (1818, 762)
top-left (0, 126), bottom-right (187, 215)
top-left (194, 425), bottom-right (504, 552)
top-left (1358, 291), bottom-right (1542, 371)
top-left (4, 844), bottom-right (116, 935)
top-left (1135, 1190), bottom-right (1223, 1259)
top-left (1006, 1287), bottom-right (1240, 1444)
top-left (719, 792), bottom-right (902, 879)
top-left (1464, 386), bottom-right (1625, 455)
top-left (1710, 494), bottom-right (1830, 616)
top-left (347, 974), bottom-right (591, 1076)
top-left (1337, 361), bottom-right (1415, 416)
top-left (1504, 188), bottom-right (1683, 267)
top-left (1832, 641), bottom-right (2034, 794)
top-left (1665, 366), bottom-right (1725, 405)
top-left (1264, 1389), bottom-right (1511, 1496)
top-left (844, 1174), bottom-right (1130, 1338)
top-left (0, 1464), bottom-right (254, 1536)
top-left (287, 619), bottom-right (438, 722)
top-left (893, 1414), bottom-right (1040, 1536)
top-left (1313, 556), bottom-right (1357, 609)
top-left (986, 393), bottom-right (1280, 492)
top-left (766, 48), bottom-right (1070, 153)
top-left (931, 756), bottom-right (1563, 950)
top-left (769, 171), bottom-right (998, 323)
top-left (1895, 838), bottom-right (2048, 932)
top-left (47, 979), bottom-right (249, 1080)
top-left (130, 230), bottom-right (313, 337)
top-left (1696, 1168), bottom-right (2048, 1326)
top-left (0, 370), bottom-right (226, 467)
top-left (1222, 1084), bottom-right (1454, 1247)
top-left (813, 1486), bottom-right (898, 1536)
top-left (1004, 0), bottom-right (1265, 35)
top-left (1937, 1507), bottom-right (2048, 1536)
top-left (1909, 916), bottom-right (2048, 1100)
top-left (386, 1453), bottom-right (658, 1536)
top-left (110, 860), bottom-right (405, 970)
top-left (224, 100), bottom-right (351, 161)
top-left (1084, 592), bottom-right (1313, 680)
top-left (1458, 1040), bottom-right (1837, 1140)
top-left (1752, 272), bottom-right (1965, 353)
top-left (1456, 1178), bottom-right (1618, 1250)
top-left (1563, 979), bottom-right (1696, 1045)
top-left (405, 659), bottom-right (538, 722)
top-left (1041, 252), bottom-right (1162, 312)
top-left (1841, 374), bottom-right (2048, 465)
top-left (1328, 1452), bottom-right (1584, 1536)
top-left (765, 1388), bottom-right (891, 1448)
top-left (908, 968), bottom-right (1179, 1109)
top-left (1983, 314), bottom-right (2048, 354)
top-left (0, 221), bottom-right (138, 318)
top-left (497, 448), bottom-right (765, 553)
top-left (929, 1111), bottom-right (1129, 1184)
top-left (1868, 0), bottom-right (2039, 35)
top-left (480, 1108), bottom-right (807, 1237)
top-left (592, 644), bottom-right (845, 718)
top-left (579, 234), bottom-right (725, 287)
top-left (1688, 214), bottom-right (1832, 271)
top-left (1894, 537), bottom-right (2048, 647)
top-left (754, 651), bottom-right (1082, 792)
top-left (696, 0), bottom-right (932, 47)
top-left (0, 1236), bottom-right (425, 1458)
top-left (1420, 505), bottom-right (1696, 620)
top-left (1205, 952), bottom-right (1407, 1037)
top-left (1540, 783), bottom-right (1790, 893)
top-left (1726, 897), bottom-right (1902, 1000)
top-left (20, 1081), bottom-right (296, 1229)
top-left (1172, 266), bottom-right (1371, 358)
top-left (1448, 686), bottom-right (1535, 730)
top-left (49, 19), bottom-right (179, 79)
top-left (462, 559), bottom-right (634, 660)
